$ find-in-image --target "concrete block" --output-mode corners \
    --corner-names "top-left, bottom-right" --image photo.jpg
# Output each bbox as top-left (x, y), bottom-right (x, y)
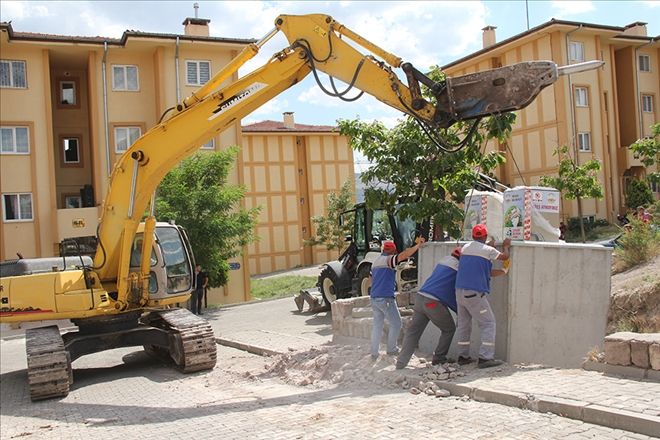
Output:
top-left (582, 404), bottom-right (660, 437)
top-left (631, 340), bottom-right (650, 369)
top-left (630, 333), bottom-right (660, 344)
top-left (396, 291), bottom-right (410, 307)
top-left (650, 343), bottom-right (660, 371)
top-left (647, 368), bottom-right (660, 381)
top-left (604, 339), bottom-right (631, 366)
top-left (473, 387), bottom-right (527, 409)
top-left (536, 395), bottom-right (586, 420)
top-left (605, 332), bottom-right (641, 342)
top-left (352, 296), bottom-right (372, 308)
top-left (351, 307), bottom-right (373, 318)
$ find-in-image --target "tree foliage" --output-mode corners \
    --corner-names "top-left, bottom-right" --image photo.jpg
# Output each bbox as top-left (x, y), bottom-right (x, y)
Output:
top-left (630, 123), bottom-right (660, 184)
top-left (625, 179), bottom-right (654, 210)
top-left (155, 148), bottom-right (259, 288)
top-left (540, 145), bottom-right (604, 242)
top-left (305, 180), bottom-right (354, 257)
top-left (338, 66), bottom-right (514, 239)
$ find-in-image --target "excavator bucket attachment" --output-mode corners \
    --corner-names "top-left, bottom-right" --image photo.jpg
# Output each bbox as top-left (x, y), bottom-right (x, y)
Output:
top-left (434, 61), bottom-right (558, 127)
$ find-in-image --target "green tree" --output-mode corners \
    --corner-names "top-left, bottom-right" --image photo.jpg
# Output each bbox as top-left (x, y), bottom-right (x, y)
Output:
top-left (625, 179), bottom-right (654, 210)
top-left (305, 179), bottom-right (354, 257)
top-left (155, 148), bottom-right (259, 288)
top-left (630, 123), bottom-right (660, 184)
top-left (338, 66), bottom-right (514, 239)
top-left (540, 146), bottom-right (604, 242)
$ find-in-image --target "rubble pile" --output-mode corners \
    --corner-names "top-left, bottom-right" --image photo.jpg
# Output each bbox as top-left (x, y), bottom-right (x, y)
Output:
top-left (263, 344), bottom-right (469, 392)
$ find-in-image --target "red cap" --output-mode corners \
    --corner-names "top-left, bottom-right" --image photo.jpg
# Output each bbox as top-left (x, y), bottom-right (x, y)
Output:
top-left (472, 224), bottom-right (488, 239)
top-left (451, 246), bottom-right (462, 259)
top-left (382, 240), bottom-right (397, 254)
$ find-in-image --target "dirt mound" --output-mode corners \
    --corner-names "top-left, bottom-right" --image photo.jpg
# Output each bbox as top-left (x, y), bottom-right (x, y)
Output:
top-left (608, 255), bottom-right (660, 334)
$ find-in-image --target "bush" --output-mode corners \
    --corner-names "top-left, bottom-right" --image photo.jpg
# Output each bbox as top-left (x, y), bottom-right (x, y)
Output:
top-left (614, 218), bottom-right (660, 271)
top-left (625, 179), bottom-right (654, 210)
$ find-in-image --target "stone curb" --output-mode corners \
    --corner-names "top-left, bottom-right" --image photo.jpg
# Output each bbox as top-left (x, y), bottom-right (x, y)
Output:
top-left (215, 337), bottom-right (282, 357)
top-left (401, 372), bottom-right (660, 437)
top-left (215, 336), bottom-right (660, 437)
top-left (583, 359), bottom-right (660, 381)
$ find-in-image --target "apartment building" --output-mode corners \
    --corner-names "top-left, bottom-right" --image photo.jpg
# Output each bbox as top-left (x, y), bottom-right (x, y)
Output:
top-left (0, 17), bottom-right (353, 304)
top-left (442, 19), bottom-right (659, 222)
top-left (242, 113), bottom-right (354, 275)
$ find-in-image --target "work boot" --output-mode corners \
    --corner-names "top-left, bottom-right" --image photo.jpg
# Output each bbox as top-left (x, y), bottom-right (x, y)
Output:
top-left (457, 356), bottom-right (473, 365)
top-left (294, 294), bottom-right (304, 312)
top-left (477, 358), bottom-right (503, 369)
top-left (386, 348), bottom-right (400, 356)
top-left (432, 355), bottom-right (455, 366)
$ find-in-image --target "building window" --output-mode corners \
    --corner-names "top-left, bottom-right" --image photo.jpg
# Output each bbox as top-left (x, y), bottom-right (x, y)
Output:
top-left (64, 195), bottom-right (82, 209)
top-left (0, 126), bottom-right (29, 154)
top-left (650, 179), bottom-right (659, 193)
top-left (186, 60), bottom-right (210, 86)
top-left (200, 138), bottom-right (215, 150)
top-left (578, 132), bottom-right (591, 152)
top-left (114, 127), bottom-right (141, 153)
top-left (63, 137), bottom-right (80, 164)
top-left (575, 87), bottom-right (588, 107)
top-left (60, 80), bottom-right (76, 105)
top-left (569, 41), bottom-right (584, 63)
top-left (2, 193), bottom-right (33, 222)
top-left (112, 65), bottom-right (139, 91)
top-left (0, 60), bottom-right (27, 88)
top-left (638, 55), bottom-right (651, 72)
top-left (642, 95), bottom-right (653, 113)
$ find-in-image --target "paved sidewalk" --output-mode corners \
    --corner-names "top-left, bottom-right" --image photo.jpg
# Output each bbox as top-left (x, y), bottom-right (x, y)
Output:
top-left (204, 297), bottom-right (660, 437)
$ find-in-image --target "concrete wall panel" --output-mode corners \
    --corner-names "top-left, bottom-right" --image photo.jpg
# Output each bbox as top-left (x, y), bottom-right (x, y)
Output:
top-left (417, 241), bottom-right (611, 368)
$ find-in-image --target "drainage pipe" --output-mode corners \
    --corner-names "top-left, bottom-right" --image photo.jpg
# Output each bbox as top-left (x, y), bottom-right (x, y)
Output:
top-left (102, 41), bottom-right (111, 176)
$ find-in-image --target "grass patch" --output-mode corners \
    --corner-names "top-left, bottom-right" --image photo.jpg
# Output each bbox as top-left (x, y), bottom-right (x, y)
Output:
top-left (251, 275), bottom-right (318, 300)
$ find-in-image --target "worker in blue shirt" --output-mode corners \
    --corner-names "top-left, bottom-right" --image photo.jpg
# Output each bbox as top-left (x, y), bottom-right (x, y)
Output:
top-left (455, 224), bottom-right (510, 369)
top-left (370, 237), bottom-right (425, 359)
top-left (396, 246), bottom-right (462, 369)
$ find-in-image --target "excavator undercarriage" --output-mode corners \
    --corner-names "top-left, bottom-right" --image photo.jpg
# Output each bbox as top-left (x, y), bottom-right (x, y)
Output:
top-left (24, 309), bottom-right (216, 401)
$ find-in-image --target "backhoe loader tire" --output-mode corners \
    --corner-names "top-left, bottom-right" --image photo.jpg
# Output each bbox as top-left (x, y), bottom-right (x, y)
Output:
top-left (25, 326), bottom-right (71, 401)
top-left (319, 266), bottom-right (340, 306)
top-left (357, 264), bottom-right (371, 297)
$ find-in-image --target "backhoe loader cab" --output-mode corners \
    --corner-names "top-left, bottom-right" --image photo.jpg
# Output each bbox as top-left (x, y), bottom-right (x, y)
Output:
top-left (317, 203), bottom-right (421, 305)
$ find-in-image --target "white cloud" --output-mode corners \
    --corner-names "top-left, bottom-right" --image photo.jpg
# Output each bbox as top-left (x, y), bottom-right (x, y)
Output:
top-left (550, 1), bottom-right (595, 17)
top-left (638, 0), bottom-right (660, 7)
top-left (0, 1), bottom-right (52, 20)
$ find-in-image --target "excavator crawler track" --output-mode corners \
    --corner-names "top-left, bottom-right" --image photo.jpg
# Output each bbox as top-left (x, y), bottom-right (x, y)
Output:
top-left (25, 325), bottom-right (71, 401)
top-left (144, 308), bottom-right (217, 373)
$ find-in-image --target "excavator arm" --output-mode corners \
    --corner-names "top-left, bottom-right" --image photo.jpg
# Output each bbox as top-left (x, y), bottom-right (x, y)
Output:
top-left (94, 13), bottom-right (601, 304)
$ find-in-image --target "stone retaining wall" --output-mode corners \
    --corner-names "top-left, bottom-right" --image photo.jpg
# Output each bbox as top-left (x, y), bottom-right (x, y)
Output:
top-left (331, 292), bottom-right (414, 343)
top-left (604, 332), bottom-right (660, 370)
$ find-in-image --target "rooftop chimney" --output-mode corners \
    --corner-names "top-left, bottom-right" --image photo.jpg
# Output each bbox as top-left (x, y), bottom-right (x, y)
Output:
top-left (283, 112), bottom-right (295, 129)
top-left (482, 26), bottom-right (497, 49)
top-left (622, 21), bottom-right (648, 37)
top-left (182, 3), bottom-right (210, 37)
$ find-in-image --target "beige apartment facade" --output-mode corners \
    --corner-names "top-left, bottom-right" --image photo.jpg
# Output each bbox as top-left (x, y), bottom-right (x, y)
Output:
top-left (443, 19), bottom-right (659, 222)
top-left (0, 18), bottom-right (353, 304)
top-left (242, 113), bottom-right (355, 276)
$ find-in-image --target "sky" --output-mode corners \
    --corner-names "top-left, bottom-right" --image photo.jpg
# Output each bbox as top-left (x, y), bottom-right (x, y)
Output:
top-left (1, 1), bottom-right (658, 168)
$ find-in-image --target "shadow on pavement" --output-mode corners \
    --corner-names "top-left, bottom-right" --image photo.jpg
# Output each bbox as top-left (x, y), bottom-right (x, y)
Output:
top-left (0, 375), bottom-right (398, 427)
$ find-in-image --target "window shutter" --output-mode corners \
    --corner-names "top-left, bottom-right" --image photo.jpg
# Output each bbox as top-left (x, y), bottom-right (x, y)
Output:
top-left (12, 61), bottom-right (26, 88)
top-left (186, 62), bottom-right (198, 84)
top-left (127, 66), bottom-right (138, 90)
top-left (0, 61), bottom-right (10, 87)
top-left (199, 61), bottom-right (210, 84)
top-left (113, 66), bottom-right (125, 90)
top-left (15, 127), bottom-right (28, 153)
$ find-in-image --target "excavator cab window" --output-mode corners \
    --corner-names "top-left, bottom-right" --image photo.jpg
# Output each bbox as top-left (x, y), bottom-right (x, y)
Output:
top-left (129, 235), bottom-right (158, 267)
top-left (154, 226), bottom-right (193, 294)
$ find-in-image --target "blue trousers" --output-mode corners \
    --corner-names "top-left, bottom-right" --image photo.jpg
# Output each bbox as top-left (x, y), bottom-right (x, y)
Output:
top-left (370, 297), bottom-right (402, 356)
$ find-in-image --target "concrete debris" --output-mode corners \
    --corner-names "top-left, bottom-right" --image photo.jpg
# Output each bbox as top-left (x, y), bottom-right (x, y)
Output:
top-left (435, 389), bottom-right (451, 398)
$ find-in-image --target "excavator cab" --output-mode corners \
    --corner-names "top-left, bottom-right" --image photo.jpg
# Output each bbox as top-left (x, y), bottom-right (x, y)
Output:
top-left (129, 222), bottom-right (195, 302)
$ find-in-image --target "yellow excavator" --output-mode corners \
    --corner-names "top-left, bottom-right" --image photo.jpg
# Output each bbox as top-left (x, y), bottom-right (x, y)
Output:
top-left (0, 14), bottom-right (600, 401)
